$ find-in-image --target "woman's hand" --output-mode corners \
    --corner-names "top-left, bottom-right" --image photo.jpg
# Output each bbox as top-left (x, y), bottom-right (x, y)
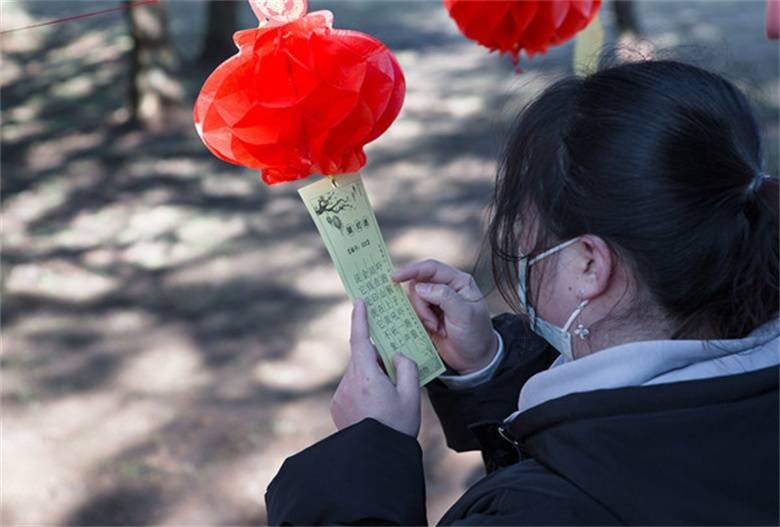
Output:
top-left (392, 259), bottom-right (497, 374)
top-left (330, 299), bottom-right (421, 438)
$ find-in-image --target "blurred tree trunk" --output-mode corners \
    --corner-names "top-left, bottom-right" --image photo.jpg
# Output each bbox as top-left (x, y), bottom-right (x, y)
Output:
top-left (612, 0), bottom-right (654, 63)
top-left (613, 0), bottom-right (642, 38)
top-left (124, 0), bottom-right (182, 132)
top-left (199, 0), bottom-right (239, 68)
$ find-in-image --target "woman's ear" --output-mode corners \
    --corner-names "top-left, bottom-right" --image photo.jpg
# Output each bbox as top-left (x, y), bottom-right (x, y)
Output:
top-left (575, 235), bottom-right (613, 300)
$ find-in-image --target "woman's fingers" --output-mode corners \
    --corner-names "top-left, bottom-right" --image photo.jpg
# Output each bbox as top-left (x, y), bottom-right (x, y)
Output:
top-left (407, 279), bottom-right (440, 332)
top-left (391, 259), bottom-right (471, 292)
top-left (349, 299), bottom-right (381, 374)
top-left (413, 282), bottom-right (471, 324)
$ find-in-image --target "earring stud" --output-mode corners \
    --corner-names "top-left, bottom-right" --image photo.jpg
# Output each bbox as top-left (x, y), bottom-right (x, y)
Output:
top-left (573, 323), bottom-right (590, 339)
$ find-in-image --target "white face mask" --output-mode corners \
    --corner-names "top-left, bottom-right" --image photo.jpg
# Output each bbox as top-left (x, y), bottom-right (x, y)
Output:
top-left (517, 237), bottom-right (590, 361)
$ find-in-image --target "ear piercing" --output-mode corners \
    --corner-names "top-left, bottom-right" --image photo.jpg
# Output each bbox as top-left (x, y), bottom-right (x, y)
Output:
top-left (573, 323), bottom-right (590, 339)
top-left (574, 289), bottom-right (589, 339)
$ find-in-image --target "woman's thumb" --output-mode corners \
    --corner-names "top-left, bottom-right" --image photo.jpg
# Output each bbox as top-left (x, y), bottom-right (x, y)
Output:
top-left (393, 352), bottom-right (420, 399)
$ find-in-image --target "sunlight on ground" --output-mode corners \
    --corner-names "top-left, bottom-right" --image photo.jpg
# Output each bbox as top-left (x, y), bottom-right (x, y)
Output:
top-left (1, 0), bottom-right (777, 524)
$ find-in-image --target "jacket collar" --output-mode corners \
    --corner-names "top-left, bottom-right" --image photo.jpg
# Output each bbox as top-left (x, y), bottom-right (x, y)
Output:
top-left (503, 365), bottom-right (779, 524)
top-left (508, 314), bottom-right (779, 418)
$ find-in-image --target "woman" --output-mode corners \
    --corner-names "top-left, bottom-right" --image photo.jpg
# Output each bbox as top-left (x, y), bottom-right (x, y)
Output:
top-left (265, 60), bottom-right (779, 525)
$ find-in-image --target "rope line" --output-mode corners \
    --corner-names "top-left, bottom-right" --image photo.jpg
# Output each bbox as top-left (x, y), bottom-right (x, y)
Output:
top-left (0, 0), bottom-right (159, 36)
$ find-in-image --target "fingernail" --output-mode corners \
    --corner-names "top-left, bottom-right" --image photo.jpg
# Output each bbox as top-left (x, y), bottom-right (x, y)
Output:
top-left (415, 283), bottom-right (431, 294)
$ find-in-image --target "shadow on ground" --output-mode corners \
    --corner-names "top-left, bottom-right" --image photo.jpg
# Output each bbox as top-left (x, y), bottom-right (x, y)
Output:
top-left (1, 1), bottom-right (777, 525)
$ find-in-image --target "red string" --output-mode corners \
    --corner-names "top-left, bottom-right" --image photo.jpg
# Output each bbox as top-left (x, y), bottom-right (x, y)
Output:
top-left (0, 0), bottom-right (160, 36)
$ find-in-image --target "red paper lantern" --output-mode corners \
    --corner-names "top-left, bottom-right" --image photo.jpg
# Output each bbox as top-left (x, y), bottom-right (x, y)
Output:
top-left (444, 0), bottom-right (601, 65)
top-left (194, 0), bottom-right (406, 185)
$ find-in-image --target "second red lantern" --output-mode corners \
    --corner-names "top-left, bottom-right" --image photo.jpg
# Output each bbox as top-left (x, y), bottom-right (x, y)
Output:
top-left (444, 0), bottom-right (602, 65)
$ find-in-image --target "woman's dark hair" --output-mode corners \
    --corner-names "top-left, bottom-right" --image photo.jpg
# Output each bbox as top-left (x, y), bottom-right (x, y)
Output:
top-left (487, 59), bottom-right (779, 340)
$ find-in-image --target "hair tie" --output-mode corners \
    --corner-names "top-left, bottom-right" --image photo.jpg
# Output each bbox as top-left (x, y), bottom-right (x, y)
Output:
top-left (746, 172), bottom-right (771, 197)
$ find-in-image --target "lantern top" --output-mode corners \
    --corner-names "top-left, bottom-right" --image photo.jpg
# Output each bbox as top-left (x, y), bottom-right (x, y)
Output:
top-left (250, 0), bottom-right (309, 27)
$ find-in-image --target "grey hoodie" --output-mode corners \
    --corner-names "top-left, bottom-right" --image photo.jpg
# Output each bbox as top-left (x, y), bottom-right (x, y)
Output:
top-left (441, 314), bottom-right (780, 423)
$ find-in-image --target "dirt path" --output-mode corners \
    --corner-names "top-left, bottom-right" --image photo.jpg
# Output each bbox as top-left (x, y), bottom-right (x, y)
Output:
top-left (2, 1), bottom-right (777, 524)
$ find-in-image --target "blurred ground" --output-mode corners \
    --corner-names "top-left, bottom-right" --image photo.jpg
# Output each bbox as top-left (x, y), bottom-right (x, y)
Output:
top-left (1, 1), bottom-right (778, 525)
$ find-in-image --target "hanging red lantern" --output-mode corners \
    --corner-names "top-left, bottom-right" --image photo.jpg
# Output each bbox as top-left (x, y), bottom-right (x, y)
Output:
top-left (444, 0), bottom-right (602, 66)
top-left (194, 0), bottom-right (406, 185)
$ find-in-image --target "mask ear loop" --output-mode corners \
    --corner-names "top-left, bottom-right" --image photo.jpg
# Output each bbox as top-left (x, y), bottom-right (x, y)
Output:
top-left (525, 237), bottom-right (582, 327)
top-left (528, 237), bottom-right (580, 266)
top-left (517, 257), bottom-right (536, 326)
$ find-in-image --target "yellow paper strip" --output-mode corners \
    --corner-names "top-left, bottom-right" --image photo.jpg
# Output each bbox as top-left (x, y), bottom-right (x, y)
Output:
top-left (573, 13), bottom-right (604, 77)
top-left (298, 173), bottom-right (446, 386)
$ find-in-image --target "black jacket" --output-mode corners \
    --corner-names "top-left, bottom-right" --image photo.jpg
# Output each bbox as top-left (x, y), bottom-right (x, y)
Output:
top-left (265, 313), bottom-right (780, 525)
